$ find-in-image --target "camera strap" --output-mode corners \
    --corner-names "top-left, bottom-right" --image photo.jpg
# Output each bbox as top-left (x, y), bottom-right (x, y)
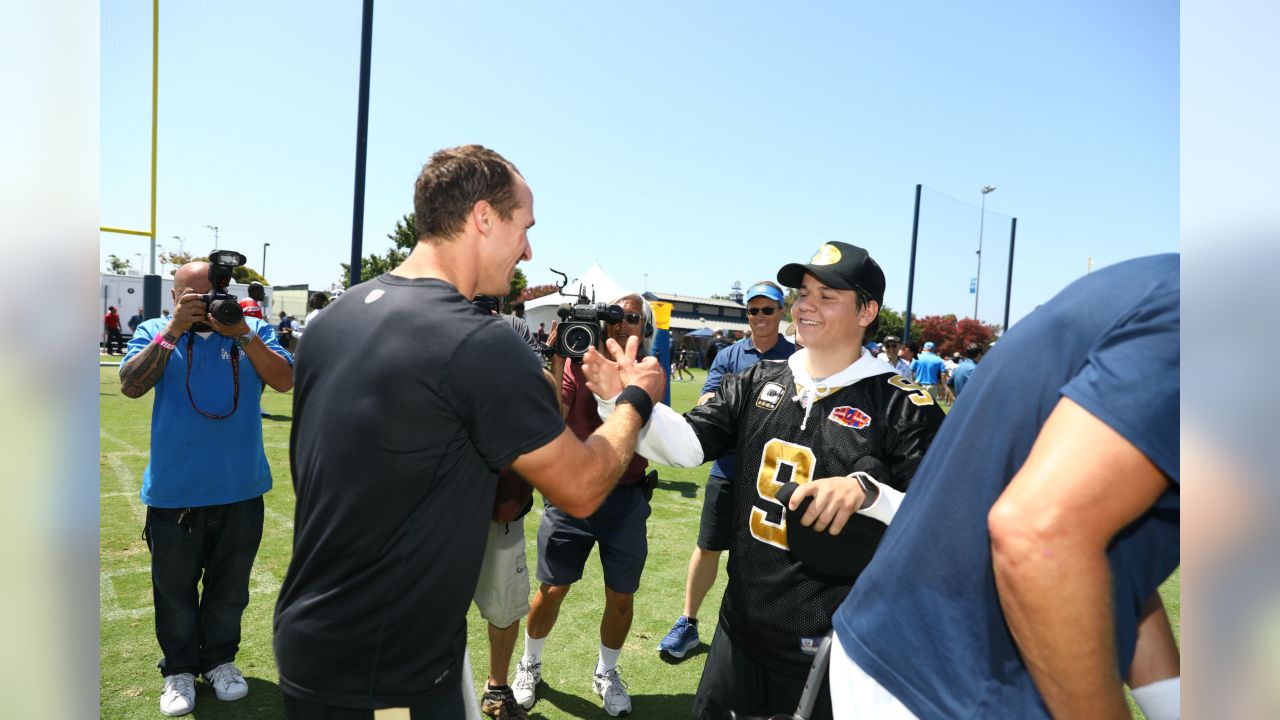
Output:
top-left (185, 331), bottom-right (240, 420)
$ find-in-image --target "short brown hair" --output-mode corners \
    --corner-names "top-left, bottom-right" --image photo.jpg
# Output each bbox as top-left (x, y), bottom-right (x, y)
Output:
top-left (413, 145), bottom-right (523, 243)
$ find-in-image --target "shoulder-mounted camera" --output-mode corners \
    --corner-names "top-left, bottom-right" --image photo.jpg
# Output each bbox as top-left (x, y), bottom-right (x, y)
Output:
top-left (549, 268), bottom-right (623, 359)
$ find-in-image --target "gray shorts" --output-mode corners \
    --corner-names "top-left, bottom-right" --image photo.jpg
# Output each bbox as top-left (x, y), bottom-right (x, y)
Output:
top-left (536, 484), bottom-right (650, 594)
top-left (473, 517), bottom-right (530, 628)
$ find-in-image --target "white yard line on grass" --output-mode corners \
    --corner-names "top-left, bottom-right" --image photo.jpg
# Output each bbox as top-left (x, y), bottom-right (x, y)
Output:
top-left (99, 430), bottom-right (285, 621)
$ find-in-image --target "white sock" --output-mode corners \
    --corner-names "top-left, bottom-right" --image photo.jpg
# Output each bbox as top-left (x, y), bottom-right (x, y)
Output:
top-left (1130, 676), bottom-right (1180, 720)
top-left (523, 634), bottom-right (546, 665)
top-left (596, 643), bottom-right (621, 675)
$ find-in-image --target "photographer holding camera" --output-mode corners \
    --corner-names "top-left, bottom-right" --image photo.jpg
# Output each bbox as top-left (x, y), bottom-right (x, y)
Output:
top-left (119, 258), bottom-right (294, 717)
top-left (512, 293), bottom-right (660, 717)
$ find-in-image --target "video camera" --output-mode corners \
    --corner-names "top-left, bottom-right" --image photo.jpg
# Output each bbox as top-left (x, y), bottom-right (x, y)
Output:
top-left (550, 268), bottom-right (623, 359)
top-left (202, 250), bottom-right (247, 325)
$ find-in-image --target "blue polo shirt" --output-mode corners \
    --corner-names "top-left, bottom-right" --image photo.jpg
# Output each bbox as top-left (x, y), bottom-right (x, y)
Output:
top-left (950, 358), bottom-right (978, 396)
top-left (832, 254), bottom-right (1179, 719)
top-left (702, 335), bottom-right (796, 478)
top-left (122, 318), bottom-right (293, 508)
top-left (910, 351), bottom-right (945, 385)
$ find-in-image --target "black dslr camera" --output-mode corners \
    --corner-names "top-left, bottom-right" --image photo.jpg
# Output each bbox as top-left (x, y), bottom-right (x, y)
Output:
top-left (202, 250), bottom-right (247, 325)
top-left (550, 268), bottom-right (623, 359)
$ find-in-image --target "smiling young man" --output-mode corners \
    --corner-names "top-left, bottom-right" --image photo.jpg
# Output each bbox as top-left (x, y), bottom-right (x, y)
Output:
top-left (658, 281), bottom-right (796, 660)
top-left (584, 242), bottom-right (945, 720)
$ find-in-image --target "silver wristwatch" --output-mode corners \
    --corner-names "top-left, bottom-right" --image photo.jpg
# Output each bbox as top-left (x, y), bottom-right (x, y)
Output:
top-left (234, 331), bottom-right (255, 349)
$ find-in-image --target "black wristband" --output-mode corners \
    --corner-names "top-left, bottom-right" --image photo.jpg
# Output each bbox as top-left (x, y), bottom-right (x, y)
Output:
top-left (616, 385), bottom-right (653, 426)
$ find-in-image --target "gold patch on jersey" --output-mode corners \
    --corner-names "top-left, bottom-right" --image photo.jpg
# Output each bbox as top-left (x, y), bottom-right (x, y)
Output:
top-left (810, 244), bottom-right (842, 265)
top-left (887, 374), bottom-right (935, 406)
top-left (756, 382), bottom-right (786, 410)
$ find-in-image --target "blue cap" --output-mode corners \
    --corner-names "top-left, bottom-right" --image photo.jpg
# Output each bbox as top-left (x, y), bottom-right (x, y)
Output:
top-left (746, 282), bottom-right (785, 305)
top-left (923, 341), bottom-right (935, 350)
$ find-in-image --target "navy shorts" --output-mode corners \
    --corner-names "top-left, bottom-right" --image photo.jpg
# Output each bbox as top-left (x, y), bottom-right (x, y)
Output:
top-left (696, 473), bottom-right (734, 552)
top-left (536, 484), bottom-right (650, 594)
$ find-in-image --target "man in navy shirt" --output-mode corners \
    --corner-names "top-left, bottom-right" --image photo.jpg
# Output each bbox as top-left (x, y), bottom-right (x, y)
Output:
top-left (657, 281), bottom-right (796, 660)
top-left (829, 254), bottom-right (1180, 720)
top-left (948, 343), bottom-right (983, 398)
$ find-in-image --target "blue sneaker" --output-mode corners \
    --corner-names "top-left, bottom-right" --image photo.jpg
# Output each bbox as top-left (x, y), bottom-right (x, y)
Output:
top-left (658, 616), bottom-right (700, 658)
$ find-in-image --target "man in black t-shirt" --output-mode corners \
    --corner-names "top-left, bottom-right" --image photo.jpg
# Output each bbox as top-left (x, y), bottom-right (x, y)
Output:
top-left (274, 145), bottom-right (664, 720)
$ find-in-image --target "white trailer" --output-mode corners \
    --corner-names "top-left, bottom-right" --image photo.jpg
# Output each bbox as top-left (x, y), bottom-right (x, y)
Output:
top-left (100, 271), bottom-right (274, 341)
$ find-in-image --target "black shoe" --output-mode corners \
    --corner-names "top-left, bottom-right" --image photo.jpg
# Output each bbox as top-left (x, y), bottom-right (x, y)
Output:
top-left (481, 684), bottom-right (528, 720)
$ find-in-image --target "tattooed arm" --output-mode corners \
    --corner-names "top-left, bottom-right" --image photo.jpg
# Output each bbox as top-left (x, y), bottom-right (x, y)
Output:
top-left (119, 328), bottom-right (181, 398)
top-left (120, 289), bottom-right (205, 399)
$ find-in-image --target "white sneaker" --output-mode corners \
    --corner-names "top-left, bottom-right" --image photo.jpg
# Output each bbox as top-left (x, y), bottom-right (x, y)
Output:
top-left (159, 673), bottom-right (196, 717)
top-left (593, 666), bottom-right (632, 717)
top-left (512, 657), bottom-right (541, 710)
top-left (202, 662), bottom-right (249, 701)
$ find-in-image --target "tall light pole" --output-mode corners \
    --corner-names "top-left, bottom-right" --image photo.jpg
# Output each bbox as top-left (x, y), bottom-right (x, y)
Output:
top-left (170, 235), bottom-right (186, 254)
top-left (262, 242), bottom-right (271, 280)
top-left (204, 224), bottom-right (222, 250)
top-left (973, 185), bottom-right (996, 319)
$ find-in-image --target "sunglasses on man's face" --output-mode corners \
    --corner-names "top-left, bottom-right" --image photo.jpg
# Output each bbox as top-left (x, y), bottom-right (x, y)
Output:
top-left (607, 313), bottom-right (644, 326)
top-left (747, 307), bottom-right (778, 316)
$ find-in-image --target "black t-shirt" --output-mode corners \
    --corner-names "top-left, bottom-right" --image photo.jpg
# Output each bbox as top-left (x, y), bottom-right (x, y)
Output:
top-left (684, 359), bottom-right (944, 671)
top-left (274, 275), bottom-right (564, 709)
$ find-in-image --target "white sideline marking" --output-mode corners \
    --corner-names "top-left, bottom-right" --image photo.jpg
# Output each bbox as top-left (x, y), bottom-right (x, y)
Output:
top-left (98, 430), bottom-right (285, 622)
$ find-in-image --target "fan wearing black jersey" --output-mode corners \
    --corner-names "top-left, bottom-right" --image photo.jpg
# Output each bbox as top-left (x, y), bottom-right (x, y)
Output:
top-left (582, 242), bottom-right (946, 720)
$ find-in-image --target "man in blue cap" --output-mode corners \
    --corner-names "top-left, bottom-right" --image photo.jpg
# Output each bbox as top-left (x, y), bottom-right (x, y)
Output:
top-left (910, 340), bottom-right (946, 404)
top-left (657, 280), bottom-right (797, 660)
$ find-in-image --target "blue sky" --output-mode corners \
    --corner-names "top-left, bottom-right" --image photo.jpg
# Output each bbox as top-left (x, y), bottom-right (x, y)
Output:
top-left (101, 0), bottom-right (1177, 327)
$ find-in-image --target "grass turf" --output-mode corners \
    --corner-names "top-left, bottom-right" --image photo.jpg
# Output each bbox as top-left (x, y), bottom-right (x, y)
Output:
top-left (99, 356), bottom-right (1178, 718)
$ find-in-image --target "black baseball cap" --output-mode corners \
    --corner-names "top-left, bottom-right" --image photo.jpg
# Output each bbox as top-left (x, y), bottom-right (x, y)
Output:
top-left (773, 456), bottom-right (892, 580)
top-left (777, 241), bottom-right (885, 305)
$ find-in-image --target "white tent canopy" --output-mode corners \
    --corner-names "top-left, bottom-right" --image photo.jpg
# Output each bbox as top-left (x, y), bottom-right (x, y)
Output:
top-left (523, 262), bottom-right (633, 332)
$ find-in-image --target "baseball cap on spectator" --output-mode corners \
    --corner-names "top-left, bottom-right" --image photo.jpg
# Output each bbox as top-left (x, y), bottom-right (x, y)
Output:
top-left (776, 241), bottom-right (885, 306)
top-left (882, 335), bottom-right (901, 345)
top-left (745, 282), bottom-right (785, 306)
top-left (923, 341), bottom-right (935, 350)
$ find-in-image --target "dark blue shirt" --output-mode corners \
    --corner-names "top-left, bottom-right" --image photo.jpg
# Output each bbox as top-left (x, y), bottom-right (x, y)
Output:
top-left (832, 254), bottom-right (1180, 719)
top-left (950, 358), bottom-right (978, 396)
top-left (701, 335), bottom-right (796, 478)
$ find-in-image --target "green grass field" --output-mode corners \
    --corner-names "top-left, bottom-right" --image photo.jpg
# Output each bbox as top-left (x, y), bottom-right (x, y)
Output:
top-left (100, 356), bottom-right (1178, 719)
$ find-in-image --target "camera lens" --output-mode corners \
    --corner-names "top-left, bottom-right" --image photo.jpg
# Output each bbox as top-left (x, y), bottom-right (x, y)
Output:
top-left (562, 325), bottom-right (594, 355)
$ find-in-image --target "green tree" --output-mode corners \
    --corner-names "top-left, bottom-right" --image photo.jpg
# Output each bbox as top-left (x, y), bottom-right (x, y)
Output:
top-left (105, 254), bottom-right (131, 273)
top-left (504, 267), bottom-right (528, 308)
top-left (160, 250), bottom-right (194, 276)
top-left (874, 305), bottom-right (906, 343)
top-left (341, 213), bottom-right (417, 288)
top-left (782, 287), bottom-right (800, 322)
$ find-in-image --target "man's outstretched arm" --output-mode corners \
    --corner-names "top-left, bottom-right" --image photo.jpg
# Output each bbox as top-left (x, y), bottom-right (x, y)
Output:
top-left (988, 397), bottom-right (1172, 720)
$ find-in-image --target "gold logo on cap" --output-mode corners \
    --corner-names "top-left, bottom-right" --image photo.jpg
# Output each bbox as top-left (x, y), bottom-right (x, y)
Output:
top-left (810, 244), bottom-right (842, 266)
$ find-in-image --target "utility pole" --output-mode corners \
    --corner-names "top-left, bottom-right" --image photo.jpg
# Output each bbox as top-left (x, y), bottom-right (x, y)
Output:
top-left (204, 224), bottom-right (222, 250)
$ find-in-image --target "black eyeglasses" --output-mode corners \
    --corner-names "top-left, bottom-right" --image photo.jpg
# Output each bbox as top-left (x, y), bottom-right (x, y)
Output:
top-left (747, 307), bottom-right (778, 316)
top-left (608, 313), bottom-right (644, 325)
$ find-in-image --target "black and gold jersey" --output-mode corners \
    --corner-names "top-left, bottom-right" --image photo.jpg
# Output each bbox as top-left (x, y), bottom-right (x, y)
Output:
top-left (684, 354), bottom-right (945, 671)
